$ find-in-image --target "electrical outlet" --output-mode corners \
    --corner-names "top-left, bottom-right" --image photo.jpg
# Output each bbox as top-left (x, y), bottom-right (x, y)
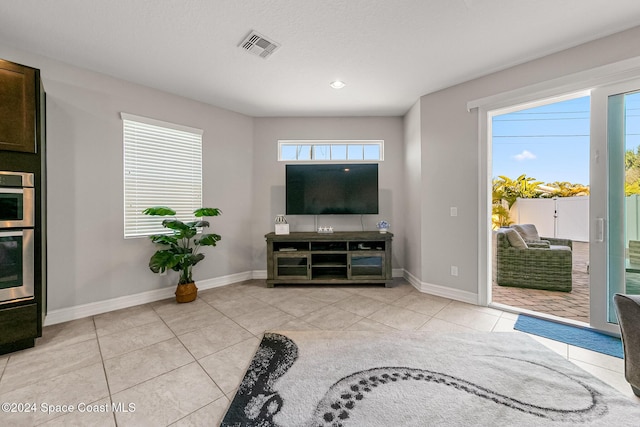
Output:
top-left (450, 265), bottom-right (458, 276)
top-left (450, 207), bottom-right (458, 217)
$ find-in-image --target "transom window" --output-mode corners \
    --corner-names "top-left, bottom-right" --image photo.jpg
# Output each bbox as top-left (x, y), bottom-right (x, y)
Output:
top-left (278, 140), bottom-right (383, 161)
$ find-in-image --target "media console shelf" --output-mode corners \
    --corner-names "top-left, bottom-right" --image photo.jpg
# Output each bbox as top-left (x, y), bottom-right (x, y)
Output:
top-left (265, 231), bottom-right (393, 287)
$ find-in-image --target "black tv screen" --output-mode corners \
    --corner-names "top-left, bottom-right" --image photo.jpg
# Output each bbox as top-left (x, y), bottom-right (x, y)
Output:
top-left (286, 164), bottom-right (379, 215)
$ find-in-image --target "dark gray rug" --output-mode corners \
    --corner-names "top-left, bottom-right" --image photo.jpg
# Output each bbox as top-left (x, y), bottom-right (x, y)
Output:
top-left (221, 331), bottom-right (640, 426)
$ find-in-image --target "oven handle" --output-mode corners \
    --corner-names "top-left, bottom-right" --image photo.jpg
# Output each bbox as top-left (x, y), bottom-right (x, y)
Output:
top-left (0, 230), bottom-right (30, 237)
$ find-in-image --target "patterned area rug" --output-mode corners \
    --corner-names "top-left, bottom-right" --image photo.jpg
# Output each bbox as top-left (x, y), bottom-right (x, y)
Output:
top-left (221, 331), bottom-right (640, 427)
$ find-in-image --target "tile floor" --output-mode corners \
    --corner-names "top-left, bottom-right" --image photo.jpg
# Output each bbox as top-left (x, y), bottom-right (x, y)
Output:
top-left (0, 278), bottom-right (637, 426)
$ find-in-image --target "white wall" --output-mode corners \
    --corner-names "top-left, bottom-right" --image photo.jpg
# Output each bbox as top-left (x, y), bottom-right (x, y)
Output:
top-left (403, 101), bottom-right (422, 280)
top-left (0, 44), bottom-right (255, 313)
top-left (252, 117), bottom-right (405, 272)
top-left (5, 23), bottom-right (640, 318)
top-left (407, 25), bottom-right (640, 299)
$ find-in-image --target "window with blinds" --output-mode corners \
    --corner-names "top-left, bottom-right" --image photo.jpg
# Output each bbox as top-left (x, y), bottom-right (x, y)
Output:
top-left (122, 113), bottom-right (203, 238)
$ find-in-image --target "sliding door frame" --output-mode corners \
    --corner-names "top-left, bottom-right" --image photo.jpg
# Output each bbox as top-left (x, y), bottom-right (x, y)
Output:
top-left (470, 57), bottom-right (640, 332)
top-left (590, 78), bottom-right (640, 334)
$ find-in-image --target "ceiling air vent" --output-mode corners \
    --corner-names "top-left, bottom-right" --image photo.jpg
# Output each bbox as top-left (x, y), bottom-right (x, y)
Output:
top-left (239, 30), bottom-right (280, 59)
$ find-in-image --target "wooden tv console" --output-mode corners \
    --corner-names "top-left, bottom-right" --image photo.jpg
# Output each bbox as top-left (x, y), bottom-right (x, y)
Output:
top-left (265, 231), bottom-right (393, 287)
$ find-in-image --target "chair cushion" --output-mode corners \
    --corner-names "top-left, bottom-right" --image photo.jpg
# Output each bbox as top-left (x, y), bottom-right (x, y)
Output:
top-left (512, 224), bottom-right (540, 242)
top-left (526, 241), bottom-right (551, 248)
top-left (504, 228), bottom-right (528, 249)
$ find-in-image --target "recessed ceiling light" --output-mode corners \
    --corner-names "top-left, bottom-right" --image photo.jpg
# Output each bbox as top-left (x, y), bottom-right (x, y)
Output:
top-left (330, 80), bottom-right (346, 89)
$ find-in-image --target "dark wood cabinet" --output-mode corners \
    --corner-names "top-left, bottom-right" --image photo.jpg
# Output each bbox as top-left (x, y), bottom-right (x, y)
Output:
top-left (265, 231), bottom-right (393, 287)
top-left (0, 59), bottom-right (46, 355)
top-left (0, 60), bottom-right (38, 153)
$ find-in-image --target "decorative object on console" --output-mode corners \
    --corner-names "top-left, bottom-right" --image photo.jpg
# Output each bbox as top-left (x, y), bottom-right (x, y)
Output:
top-left (317, 226), bottom-right (334, 234)
top-left (274, 214), bottom-right (289, 235)
top-left (376, 220), bottom-right (390, 233)
top-left (143, 206), bottom-right (222, 303)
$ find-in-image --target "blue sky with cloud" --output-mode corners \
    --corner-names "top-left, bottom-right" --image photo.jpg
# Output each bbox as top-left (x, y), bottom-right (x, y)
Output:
top-left (492, 96), bottom-right (591, 185)
top-left (493, 93), bottom-right (640, 186)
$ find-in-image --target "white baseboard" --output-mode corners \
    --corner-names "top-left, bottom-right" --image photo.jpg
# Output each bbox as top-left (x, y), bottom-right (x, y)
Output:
top-left (252, 270), bottom-right (268, 279)
top-left (403, 270), bottom-right (479, 305)
top-left (44, 271), bottom-right (256, 326)
top-left (392, 268), bottom-right (404, 278)
top-left (44, 269), bottom-right (480, 326)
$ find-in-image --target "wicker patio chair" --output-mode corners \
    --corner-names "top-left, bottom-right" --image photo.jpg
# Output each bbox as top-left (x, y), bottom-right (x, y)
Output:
top-left (495, 225), bottom-right (573, 292)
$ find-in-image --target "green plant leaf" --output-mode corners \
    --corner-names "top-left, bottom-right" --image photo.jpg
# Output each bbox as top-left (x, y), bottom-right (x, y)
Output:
top-left (196, 233), bottom-right (221, 246)
top-left (143, 206), bottom-right (176, 216)
top-left (162, 219), bottom-right (190, 232)
top-left (194, 208), bottom-right (221, 217)
top-left (149, 250), bottom-right (179, 273)
top-left (185, 220), bottom-right (210, 228)
top-left (175, 253), bottom-right (205, 268)
top-left (149, 235), bottom-right (178, 246)
top-left (173, 245), bottom-right (192, 254)
top-left (188, 253), bottom-right (205, 266)
top-left (182, 228), bottom-right (197, 240)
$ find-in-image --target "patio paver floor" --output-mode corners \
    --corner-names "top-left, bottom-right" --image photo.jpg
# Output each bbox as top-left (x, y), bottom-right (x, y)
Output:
top-left (492, 241), bottom-right (590, 323)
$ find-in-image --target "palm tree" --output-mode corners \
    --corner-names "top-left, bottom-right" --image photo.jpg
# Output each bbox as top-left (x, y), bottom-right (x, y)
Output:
top-left (542, 181), bottom-right (590, 197)
top-left (491, 204), bottom-right (513, 229)
top-left (492, 174), bottom-right (543, 209)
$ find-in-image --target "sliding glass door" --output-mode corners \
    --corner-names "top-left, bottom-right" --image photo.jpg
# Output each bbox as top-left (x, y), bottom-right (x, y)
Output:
top-left (590, 80), bottom-right (640, 333)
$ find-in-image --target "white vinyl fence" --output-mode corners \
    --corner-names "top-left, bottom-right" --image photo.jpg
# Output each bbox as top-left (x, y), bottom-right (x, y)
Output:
top-left (511, 196), bottom-right (589, 242)
top-left (511, 195), bottom-right (640, 246)
top-left (627, 195), bottom-right (640, 245)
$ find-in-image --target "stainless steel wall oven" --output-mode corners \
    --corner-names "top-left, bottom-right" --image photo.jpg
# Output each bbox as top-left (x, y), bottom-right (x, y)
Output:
top-left (0, 172), bottom-right (35, 304)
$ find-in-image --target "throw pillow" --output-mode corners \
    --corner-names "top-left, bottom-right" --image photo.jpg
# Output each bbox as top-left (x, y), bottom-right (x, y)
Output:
top-left (512, 224), bottom-right (540, 242)
top-left (504, 228), bottom-right (528, 249)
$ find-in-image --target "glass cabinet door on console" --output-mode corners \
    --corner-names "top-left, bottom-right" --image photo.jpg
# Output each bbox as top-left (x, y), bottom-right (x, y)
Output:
top-left (274, 253), bottom-right (310, 280)
top-left (349, 253), bottom-right (385, 279)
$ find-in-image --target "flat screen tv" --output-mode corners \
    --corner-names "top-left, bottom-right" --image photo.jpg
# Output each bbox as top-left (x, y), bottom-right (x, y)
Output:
top-left (286, 164), bottom-right (379, 215)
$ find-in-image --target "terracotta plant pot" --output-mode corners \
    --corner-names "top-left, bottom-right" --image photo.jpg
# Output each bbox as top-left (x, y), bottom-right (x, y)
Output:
top-left (175, 282), bottom-right (198, 303)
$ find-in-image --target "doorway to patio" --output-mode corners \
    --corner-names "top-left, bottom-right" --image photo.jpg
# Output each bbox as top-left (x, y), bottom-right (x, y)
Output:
top-left (490, 94), bottom-right (591, 323)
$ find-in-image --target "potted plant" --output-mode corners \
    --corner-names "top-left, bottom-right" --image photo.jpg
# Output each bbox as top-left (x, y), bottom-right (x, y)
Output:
top-left (143, 206), bottom-right (222, 303)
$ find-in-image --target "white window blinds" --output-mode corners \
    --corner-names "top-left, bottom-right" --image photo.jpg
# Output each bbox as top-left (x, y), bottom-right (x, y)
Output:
top-left (122, 113), bottom-right (203, 238)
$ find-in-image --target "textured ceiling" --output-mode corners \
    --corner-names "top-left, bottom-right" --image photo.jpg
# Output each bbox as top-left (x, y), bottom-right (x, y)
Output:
top-left (1, 1), bottom-right (640, 117)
